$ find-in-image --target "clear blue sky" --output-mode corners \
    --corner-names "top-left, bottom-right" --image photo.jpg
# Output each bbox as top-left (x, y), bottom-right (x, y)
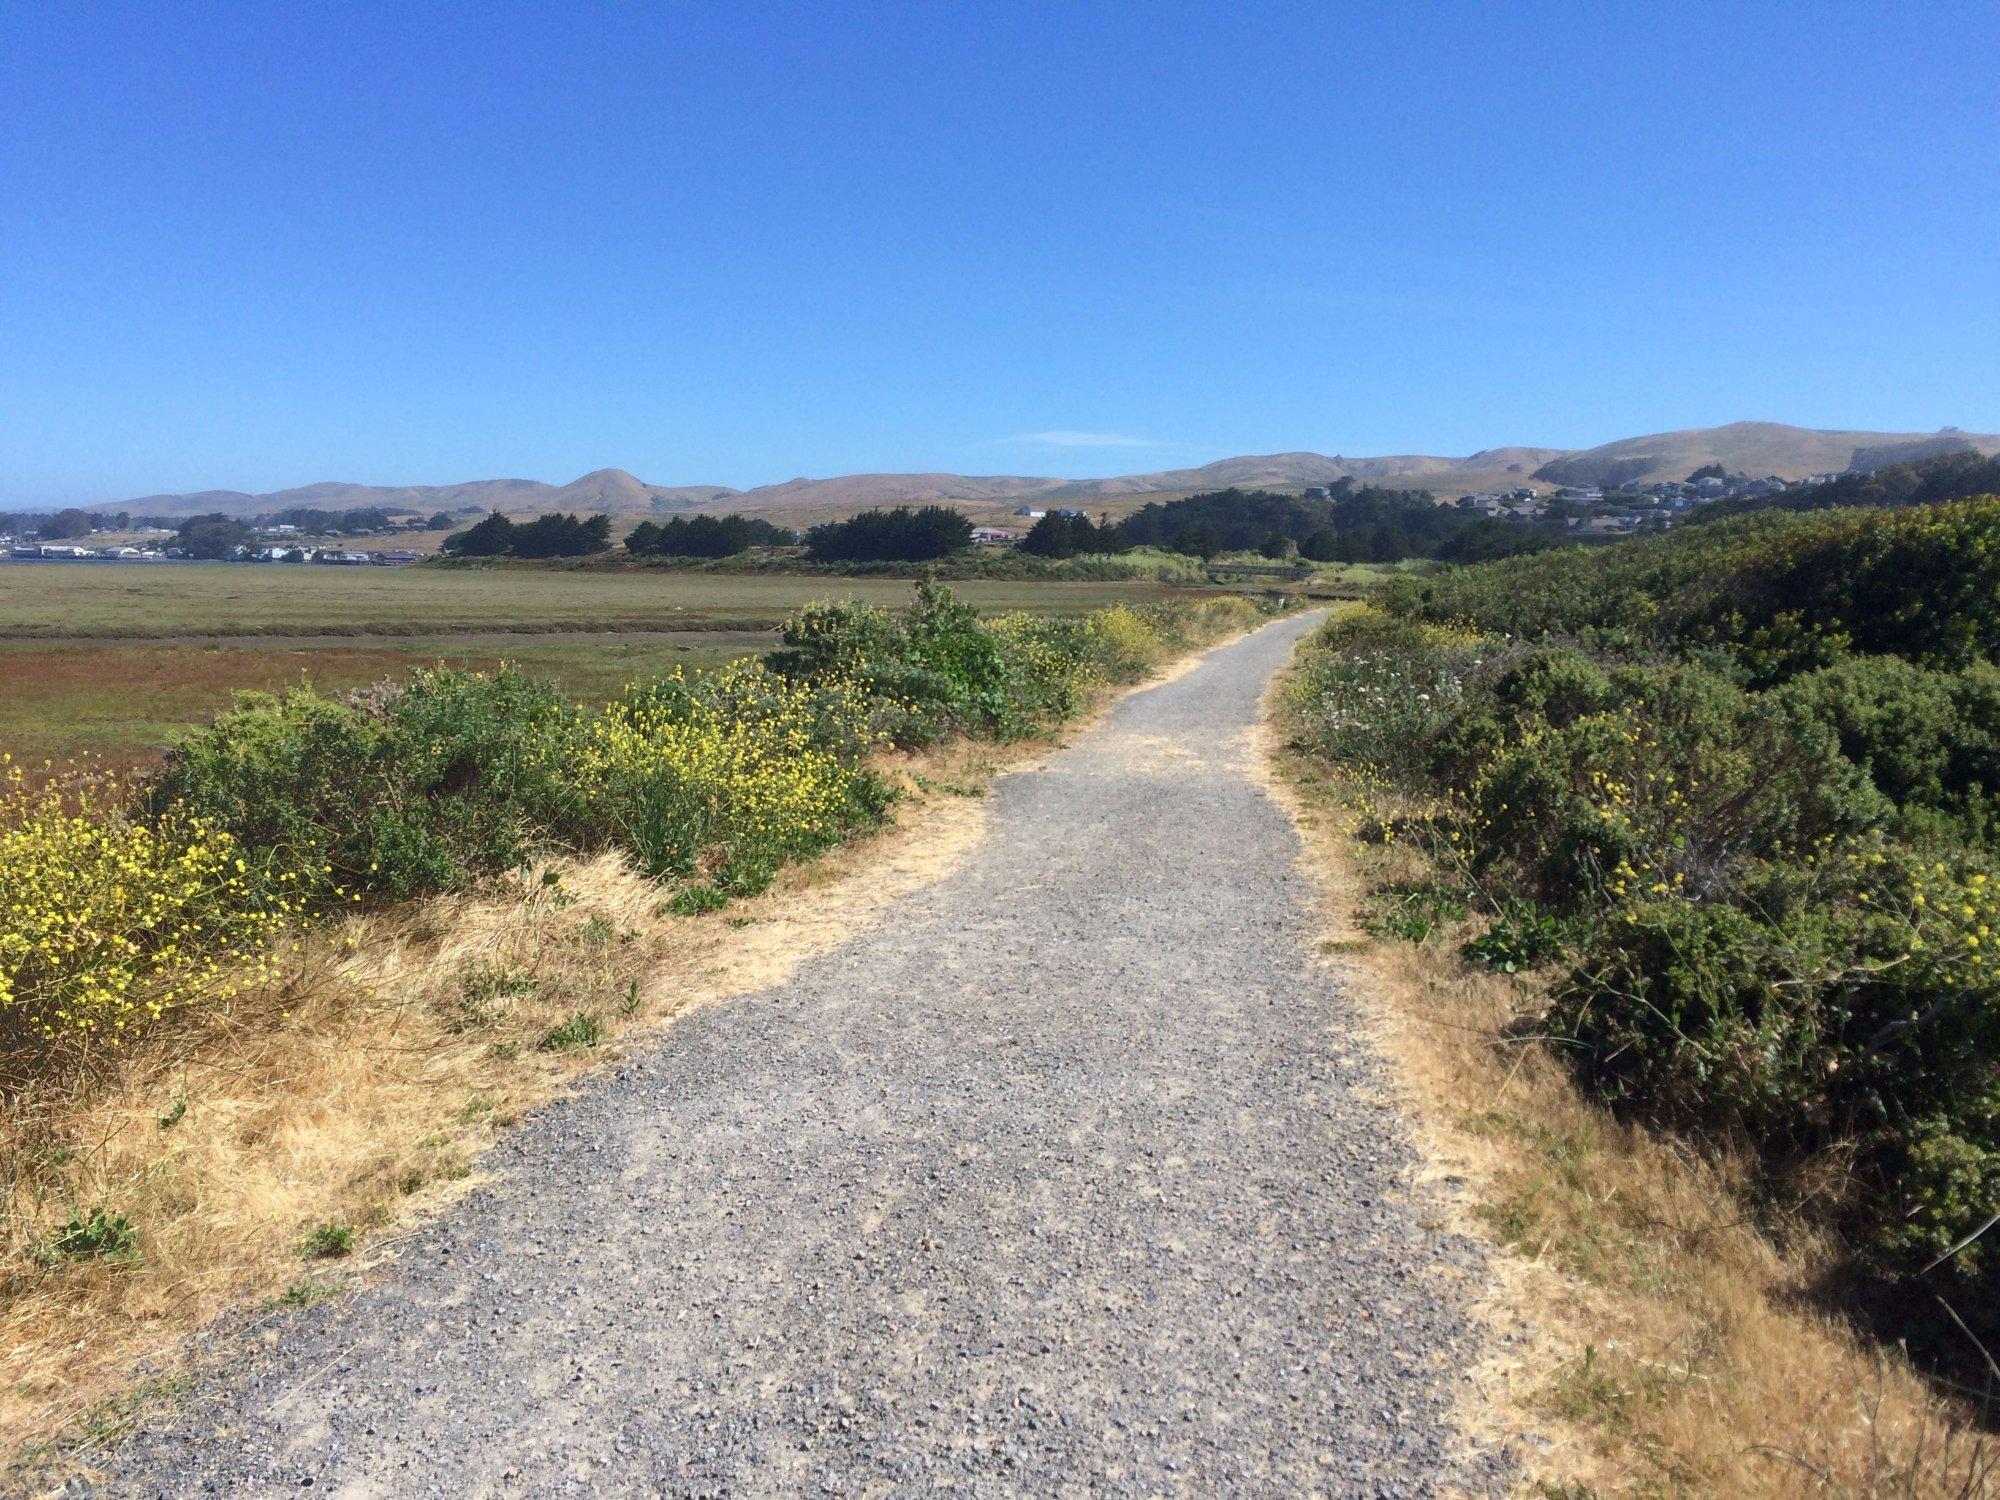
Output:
top-left (3, 1), bottom-right (1996, 506)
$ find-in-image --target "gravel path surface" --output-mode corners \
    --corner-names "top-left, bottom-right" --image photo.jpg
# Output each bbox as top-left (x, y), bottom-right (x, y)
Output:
top-left (101, 613), bottom-right (1504, 1497)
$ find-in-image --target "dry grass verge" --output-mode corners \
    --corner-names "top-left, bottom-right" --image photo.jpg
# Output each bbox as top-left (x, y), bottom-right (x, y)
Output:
top-left (1256, 710), bottom-right (1997, 1497)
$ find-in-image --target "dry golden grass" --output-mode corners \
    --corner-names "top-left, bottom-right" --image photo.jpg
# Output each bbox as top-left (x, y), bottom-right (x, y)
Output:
top-left (1255, 711), bottom-right (1997, 1497)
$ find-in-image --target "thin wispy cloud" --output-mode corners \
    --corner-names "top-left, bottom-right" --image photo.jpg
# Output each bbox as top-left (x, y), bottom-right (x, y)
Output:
top-left (1011, 430), bottom-right (1156, 449)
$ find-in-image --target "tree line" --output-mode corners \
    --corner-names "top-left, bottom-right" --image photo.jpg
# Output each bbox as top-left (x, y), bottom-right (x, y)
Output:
top-left (1113, 484), bottom-right (1560, 564)
top-left (626, 514), bottom-right (793, 557)
top-left (444, 512), bottom-right (614, 559)
top-left (430, 483), bottom-right (1581, 566)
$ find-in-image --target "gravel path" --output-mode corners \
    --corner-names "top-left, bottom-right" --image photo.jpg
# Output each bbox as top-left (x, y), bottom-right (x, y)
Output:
top-left (101, 613), bottom-right (1503, 1497)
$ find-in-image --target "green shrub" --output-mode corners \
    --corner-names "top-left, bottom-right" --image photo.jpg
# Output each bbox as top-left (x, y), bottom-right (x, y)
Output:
top-left (769, 579), bottom-right (1241, 747)
top-left (1285, 572), bottom-right (2000, 1347)
top-left (1286, 613), bottom-right (1485, 782)
top-left (537, 1011), bottom-right (602, 1051)
top-left (300, 1222), bottom-right (354, 1259)
top-left (1776, 656), bottom-right (2000, 840)
top-left (154, 667), bottom-right (577, 903)
top-left (1365, 880), bottom-right (1470, 943)
top-left (1489, 647), bottom-right (1615, 728)
top-left (52, 1206), bottom-right (139, 1262)
top-left (1462, 902), bottom-right (1570, 973)
top-left (1469, 664), bottom-right (1882, 905)
top-left (1548, 851), bottom-right (2000, 1298)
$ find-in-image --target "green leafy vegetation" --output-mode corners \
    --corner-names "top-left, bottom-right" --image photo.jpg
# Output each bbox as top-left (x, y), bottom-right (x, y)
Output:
top-left (174, 514), bottom-right (256, 559)
top-left (623, 514), bottom-right (792, 558)
top-left (804, 505), bottom-right (973, 563)
top-left (442, 511), bottom-right (613, 559)
top-left (1017, 511), bottom-right (1123, 558)
top-left (1289, 493), bottom-right (2000, 1368)
top-left (536, 1011), bottom-right (603, 1051)
top-left (299, 1223), bottom-right (353, 1259)
top-left (1120, 483), bottom-right (1561, 563)
top-left (1383, 495), bottom-right (2000, 681)
top-left (50, 1208), bottom-right (139, 1263)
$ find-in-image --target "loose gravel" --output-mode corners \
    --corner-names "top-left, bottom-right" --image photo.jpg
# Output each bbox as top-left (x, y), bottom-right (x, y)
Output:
top-left (99, 612), bottom-right (1506, 1497)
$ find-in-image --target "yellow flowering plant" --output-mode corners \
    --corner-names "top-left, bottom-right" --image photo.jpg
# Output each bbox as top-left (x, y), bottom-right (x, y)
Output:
top-left (1, 763), bottom-right (285, 1053)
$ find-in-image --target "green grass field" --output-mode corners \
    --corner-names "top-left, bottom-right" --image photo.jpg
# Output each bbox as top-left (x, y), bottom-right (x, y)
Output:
top-left (0, 563), bottom-right (1195, 763)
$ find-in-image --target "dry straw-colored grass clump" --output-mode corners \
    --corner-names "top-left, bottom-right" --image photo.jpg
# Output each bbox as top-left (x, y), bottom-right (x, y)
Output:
top-left (1257, 713), bottom-right (1996, 1498)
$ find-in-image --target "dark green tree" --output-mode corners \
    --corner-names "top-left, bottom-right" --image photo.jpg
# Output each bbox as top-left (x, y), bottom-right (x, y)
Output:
top-left (1299, 527), bottom-right (1340, 562)
top-left (805, 506), bottom-right (973, 563)
top-left (509, 513), bottom-right (612, 558)
top-left (443, 513), bottom-right (516, 556)
top-left (1172, 523), bottom-right (1222, 560)
top-left (176, 514), bottom-right (255, 559)
top-left (1019, 512), bottom-right (1112, 559)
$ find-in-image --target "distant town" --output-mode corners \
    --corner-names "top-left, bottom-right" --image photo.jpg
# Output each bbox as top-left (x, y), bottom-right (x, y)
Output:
top-left (1438, 467), bottom-right (1834, 536)
top-left (0, 505), bottom-right (475, 564)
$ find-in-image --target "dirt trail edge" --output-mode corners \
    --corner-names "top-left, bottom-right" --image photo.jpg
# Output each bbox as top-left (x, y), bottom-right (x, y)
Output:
top-left (100, 613), bottom-right (1509, 1497)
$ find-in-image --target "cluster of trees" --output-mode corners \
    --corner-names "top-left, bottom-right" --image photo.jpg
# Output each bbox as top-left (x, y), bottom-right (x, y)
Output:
top-left (260, 506), bottom-right (453, 533)
top-left (443, 512), bottom-right (613, 559)
top-left (409, 479), bottom-right (1643, 571)
top-left (802, 486), bottom-right (1565, 567)
top-left (1119, 488), bottom-right (1333, 556)
top-left (1017, 511), bottom-right (1123, 558)
top-left (175, 513), bottom-right (257, 559)
top-left (625, 514), bottom-right (793, 558)
top-left (1117, 485), bottom-right (1558, 564)
top-left (805, 505), bottom-right (973, 563)
top-left (42, 508), bottom-right (111, 539)
top-left (5, 507), bottom-right (153, 538)
top-left (1326, 485), bottom-right (1559, 563)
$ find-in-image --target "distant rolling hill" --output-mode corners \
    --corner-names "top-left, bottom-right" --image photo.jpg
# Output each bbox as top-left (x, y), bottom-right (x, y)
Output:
top-left (116, 470), bottom-right (739, 522)
top-left (103, 423), bottom-right (1999, 524)
top-left (1531, 422), bottom-right (2000, 489)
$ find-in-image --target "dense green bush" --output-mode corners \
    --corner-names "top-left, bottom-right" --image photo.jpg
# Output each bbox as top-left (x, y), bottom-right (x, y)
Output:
top-left (766, 579), bottom-right (1259, 745)
top-left (1286, 587), bottom-right (2000, 1348)
top-left (1387, 494), bottom-right (2000, 684)
top-left (154, 668), bottom-right (578, 902)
